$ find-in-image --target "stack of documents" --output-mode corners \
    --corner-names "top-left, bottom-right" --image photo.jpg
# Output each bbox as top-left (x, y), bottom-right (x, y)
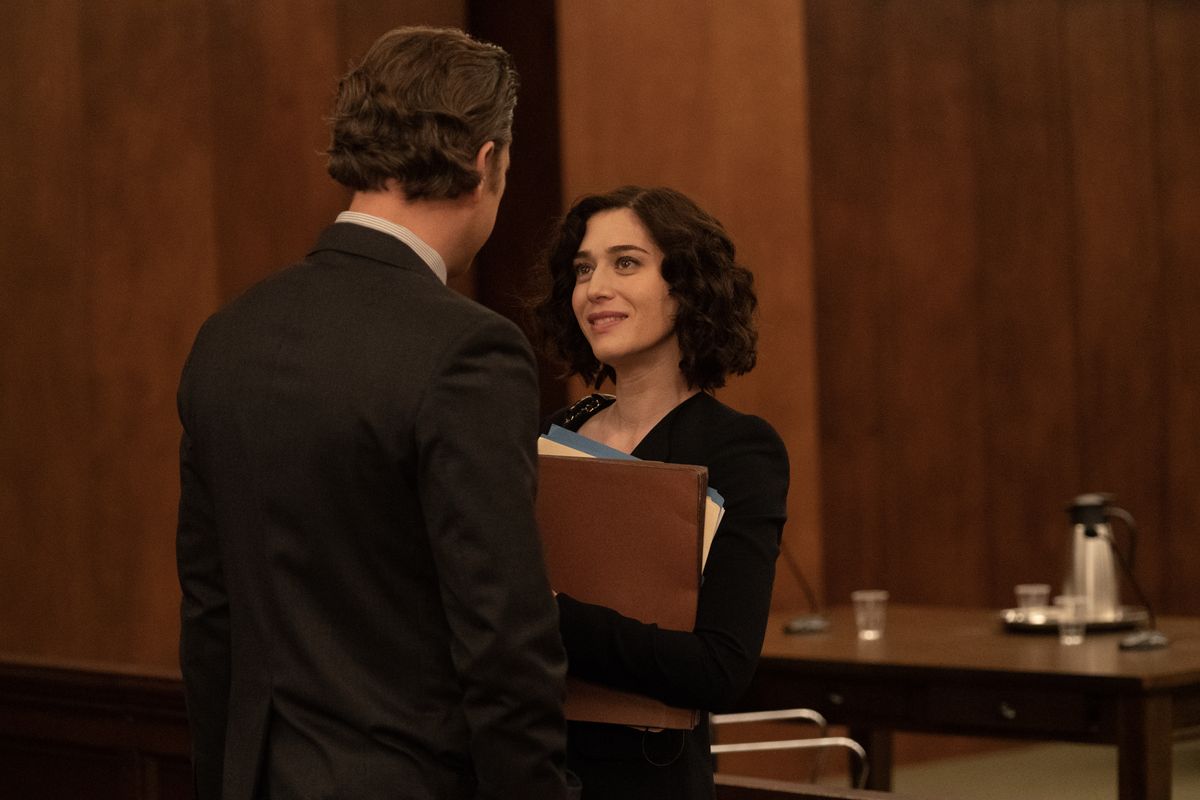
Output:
top-left (535, 427), bottom-right (726, 729)
top-left (539, 425), bottom-right (724, 567)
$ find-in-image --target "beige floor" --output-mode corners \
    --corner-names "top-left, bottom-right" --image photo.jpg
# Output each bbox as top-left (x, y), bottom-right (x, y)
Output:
top-left (892, 739), bottom-right (1200, 799)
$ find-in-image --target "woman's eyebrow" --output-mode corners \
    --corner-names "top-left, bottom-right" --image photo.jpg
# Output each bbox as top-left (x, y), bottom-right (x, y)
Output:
top-left (574, 244), bottom-right (651, 258)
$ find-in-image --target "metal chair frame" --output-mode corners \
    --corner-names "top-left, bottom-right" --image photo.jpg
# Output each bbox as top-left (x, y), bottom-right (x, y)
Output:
top-left (710, 708), bottom-right (869, 789)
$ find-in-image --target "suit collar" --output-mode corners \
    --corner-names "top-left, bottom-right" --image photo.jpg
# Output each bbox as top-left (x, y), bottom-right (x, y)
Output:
top-left (308, 222), bottom-right (443, 284)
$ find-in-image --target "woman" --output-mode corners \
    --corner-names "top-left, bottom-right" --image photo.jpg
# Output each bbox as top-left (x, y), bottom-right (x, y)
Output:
top-left (534, 186), bottom-right (790, 799)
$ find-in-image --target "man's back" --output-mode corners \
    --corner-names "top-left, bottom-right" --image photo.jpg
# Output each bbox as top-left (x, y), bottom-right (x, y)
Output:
top-left (178, 224), bottom-right (568, 798)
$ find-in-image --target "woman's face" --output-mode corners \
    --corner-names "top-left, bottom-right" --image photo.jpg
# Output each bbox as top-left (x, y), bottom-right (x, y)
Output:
top-left (570, 207), bottom-right (680, 375)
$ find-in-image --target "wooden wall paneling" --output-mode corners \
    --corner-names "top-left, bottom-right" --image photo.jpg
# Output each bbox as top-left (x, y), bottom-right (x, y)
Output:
top-left (334, 0), bottom-right (466, 68)
top-left (78, 1), bottom-right (222, 667)
top-left (811, 0), bottom-right (1196, 616)
top-left (0, 1), bottom-right (220, 667)
top-left (701, 2), bottom-right (824, 613)
top-left (877, 2), bottom-right (988, 605)
top-left (557, 0), bottom-right (707, 193)
top-left (0, 1), bottom-right (473, 669)
top-left (812, 1), bottom-right (993, 606)
top-left (206, 1), bottom-right (348, 302)
top-left (0, 744), bottom-right (140, 800)
top-left (469, 0), bottom-right (567, 417)
top-left (0, 2), bottom-right (93, 661)
top-left (969, 2), bottom-right (1081, 603)
top-left (807, 0), bottom-right (891, 603)
top-left (0, 656), bottom-right (190, 800)
top-left (1150, 3), bottom-right (1200, 614)
top-left (556, 0), bottom-right (824, 611)
top-left (1060, 3), bottom-right (1167, 605)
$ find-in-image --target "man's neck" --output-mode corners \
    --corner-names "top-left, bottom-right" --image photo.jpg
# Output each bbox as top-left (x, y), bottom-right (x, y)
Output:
top-left (348, 187), bottom-right (474, 275)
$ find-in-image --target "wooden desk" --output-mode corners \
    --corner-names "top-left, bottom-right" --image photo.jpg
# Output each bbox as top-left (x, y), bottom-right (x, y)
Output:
top-left (739, 605), bottom-right (1200, 800)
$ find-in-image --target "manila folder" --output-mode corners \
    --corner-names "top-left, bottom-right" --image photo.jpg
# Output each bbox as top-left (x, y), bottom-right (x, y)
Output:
top-left (536, 454), bottom-right (706, 729)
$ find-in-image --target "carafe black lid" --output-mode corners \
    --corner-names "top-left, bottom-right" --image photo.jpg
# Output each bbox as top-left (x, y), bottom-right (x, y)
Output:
top-left (1067, 492), bottom-right (1114, 525)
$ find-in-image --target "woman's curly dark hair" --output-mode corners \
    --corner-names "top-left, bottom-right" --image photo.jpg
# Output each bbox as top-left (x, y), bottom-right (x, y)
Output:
top-left (533, 186), bottom-right (757, 390)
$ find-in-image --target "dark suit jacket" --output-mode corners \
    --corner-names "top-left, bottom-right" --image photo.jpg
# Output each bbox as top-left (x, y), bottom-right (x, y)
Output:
top-left (177, 223), bottom-right (569, 800)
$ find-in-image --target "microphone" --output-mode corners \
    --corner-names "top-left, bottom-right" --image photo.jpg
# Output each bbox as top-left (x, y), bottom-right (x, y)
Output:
top-left (780, 542), bottom-right (830, 634)
top-left (1085, 521), bottom-right (1168, 650)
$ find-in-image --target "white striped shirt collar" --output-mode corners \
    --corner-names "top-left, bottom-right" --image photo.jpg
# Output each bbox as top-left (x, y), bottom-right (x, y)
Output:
top-left (335, 211), bottom-right (448, 284)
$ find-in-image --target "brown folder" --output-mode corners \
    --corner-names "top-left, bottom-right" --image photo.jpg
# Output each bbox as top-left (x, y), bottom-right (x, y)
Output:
top-left (536, 454), bottom-right (707, 729)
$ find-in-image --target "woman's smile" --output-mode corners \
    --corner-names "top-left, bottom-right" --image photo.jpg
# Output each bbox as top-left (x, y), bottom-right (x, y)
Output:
top-left (585, 310), bottom-right (629, 332)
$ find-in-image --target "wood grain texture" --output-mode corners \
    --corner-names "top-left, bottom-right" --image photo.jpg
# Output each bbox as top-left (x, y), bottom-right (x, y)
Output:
top-left (969, 1), bottom-right (1080, 600)
top-left (877, 1), bottom-right (988, 605)
top-left (470, 0), bottom-right (568, 416)
top-left (0, 0), bottom-right (93, 663)
top-left (811, 1), bottom-right (1198, 614)
top-left (205, 0), bottom-right (346, 301)
top-left (0, 655), bottom-right (189, 800)
top-left (0, 2), bottom-right (466, 668)
top-left (811, 0), bottom-right (992, 604)
top-left (1061, 0), bottom-right (1167, 603)
top-left (78, 0), bottom-right (221, 666)
top-left (805, 0), bottom-right (889, 597)
top-left (1150, 3), bottom-right (1200, 615)
top-left (556, 0), bottom-right (825, 611)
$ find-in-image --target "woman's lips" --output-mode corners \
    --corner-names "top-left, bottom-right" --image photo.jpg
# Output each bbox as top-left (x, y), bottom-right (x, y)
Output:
top-left (586, 311), bottom-right (627, 332)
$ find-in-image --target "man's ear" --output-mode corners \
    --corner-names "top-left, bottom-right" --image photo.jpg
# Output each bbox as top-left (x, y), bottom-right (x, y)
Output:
top-left (472, 141), bottom-right (496, 199)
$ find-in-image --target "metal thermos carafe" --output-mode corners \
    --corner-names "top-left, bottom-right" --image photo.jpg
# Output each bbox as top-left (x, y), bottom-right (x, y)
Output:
top-left (1065, 493), bottom-right (1133, 622)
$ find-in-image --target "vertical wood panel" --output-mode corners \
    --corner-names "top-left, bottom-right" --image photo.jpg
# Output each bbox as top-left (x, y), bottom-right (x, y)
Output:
top-left (1151, 3), bottom-right (1200, 613)
top-left (813, 1), bottom-right (990, 605)
top-left (206, 0), bottom-right (345, 301)
top-left (880, 2), bottom-right (987, 604)
top-left (557, 0), bottom-right (824, 610)
top-left (78, 0), bottom-right (220, 665)
top-left (705, 2), bottom-right (823, 613)
top-left (971, 2), bottom-right (1080, 598)
top-left (807, 0), bottom-right (889, 598)
top-left (469, 0), bottom-right (568, 417)
top-left (0, 0), bottom-right (93, 659)
top-left (1061, 2), bottom-right (1166, 599)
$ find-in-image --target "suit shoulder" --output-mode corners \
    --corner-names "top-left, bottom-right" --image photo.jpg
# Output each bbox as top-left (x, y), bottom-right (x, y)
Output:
top-left (432, 290), bottom-right (530, 351)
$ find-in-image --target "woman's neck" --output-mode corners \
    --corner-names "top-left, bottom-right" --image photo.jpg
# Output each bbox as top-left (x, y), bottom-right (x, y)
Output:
top-left (583, 365), bottom-right (699, 453)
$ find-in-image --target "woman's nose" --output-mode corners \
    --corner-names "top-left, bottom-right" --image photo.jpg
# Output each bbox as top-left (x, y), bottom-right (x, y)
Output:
top-left (586, 264), bottom-right (614, 298)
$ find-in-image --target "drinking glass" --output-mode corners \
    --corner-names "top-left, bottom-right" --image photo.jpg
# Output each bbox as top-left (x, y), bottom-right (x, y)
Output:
top-left (851, 590), bottom-right (889, 641)
top-left (1015, 583), bottom-right (1051, 624)
top-left (1055, 594), bottom-right (1087, 646)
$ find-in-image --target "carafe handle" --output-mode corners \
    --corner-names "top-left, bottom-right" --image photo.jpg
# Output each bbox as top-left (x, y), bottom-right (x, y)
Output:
top-left (1103, 505), bottom-right (1138, 570)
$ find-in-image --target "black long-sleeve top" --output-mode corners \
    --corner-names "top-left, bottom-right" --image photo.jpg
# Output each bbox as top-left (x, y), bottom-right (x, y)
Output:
top-left (546, 391), bottom-right (790, 713)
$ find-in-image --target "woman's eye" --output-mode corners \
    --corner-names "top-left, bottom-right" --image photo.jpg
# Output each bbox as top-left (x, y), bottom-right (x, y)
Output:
top-left (573, 262), bottom-right (593, 279)
top-left (615, 256), bottom-right (638, 269)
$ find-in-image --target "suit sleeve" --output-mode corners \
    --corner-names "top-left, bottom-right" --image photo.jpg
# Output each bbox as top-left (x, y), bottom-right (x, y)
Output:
top-left (176, 355), bottom-right (231, 800)
top-left (414, 314), bottom-right (569, 800)
top-left (556, 414), bottom-right (789, 711)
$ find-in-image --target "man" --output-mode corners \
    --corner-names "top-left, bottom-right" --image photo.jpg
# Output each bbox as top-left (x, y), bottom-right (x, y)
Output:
top-left (177, 27), bottom-right (571, 799)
